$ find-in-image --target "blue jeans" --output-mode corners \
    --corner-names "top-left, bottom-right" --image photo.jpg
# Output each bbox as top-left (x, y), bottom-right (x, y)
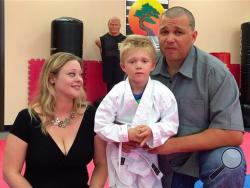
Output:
top-left (171, 147), bottom-right (246, 188)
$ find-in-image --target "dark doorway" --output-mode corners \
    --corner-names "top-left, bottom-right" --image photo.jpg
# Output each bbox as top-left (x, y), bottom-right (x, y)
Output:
top-left (0, 0), bottom-right (4, 131)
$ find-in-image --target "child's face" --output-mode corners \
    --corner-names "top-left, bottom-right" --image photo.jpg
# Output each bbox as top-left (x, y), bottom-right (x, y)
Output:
top-left (120, 48), bottom-right (156, 86)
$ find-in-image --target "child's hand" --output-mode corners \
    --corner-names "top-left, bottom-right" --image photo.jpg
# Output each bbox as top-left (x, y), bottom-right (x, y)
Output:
top-left (128, 127), bottom-right (142, 143)
top-left (136, 125), bottom-right (153, 147)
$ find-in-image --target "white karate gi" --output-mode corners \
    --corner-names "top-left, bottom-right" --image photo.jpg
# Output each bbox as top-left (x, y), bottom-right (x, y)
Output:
top-left (95, 78), bottom-right (179, 188)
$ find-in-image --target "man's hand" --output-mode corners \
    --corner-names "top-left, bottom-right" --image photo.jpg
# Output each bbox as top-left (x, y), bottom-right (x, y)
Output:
top-left (121, 141), bottom-right (139, 153)
top-left (148, 145), bottom-right (167, 154)
top-left (148, 137), bottom-right (174, 155)
top-left (113, 141), bottom-right (139, 153)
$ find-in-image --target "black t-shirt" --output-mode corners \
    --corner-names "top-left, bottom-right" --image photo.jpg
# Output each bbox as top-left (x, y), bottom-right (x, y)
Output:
top-left (10, 105), bottom-right (96, 188)
top-left (100, 33), bottom-right (126, 82)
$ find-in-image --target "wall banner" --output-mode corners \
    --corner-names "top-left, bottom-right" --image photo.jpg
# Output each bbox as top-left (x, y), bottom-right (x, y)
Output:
top-left (126, 0), bottom-right (168, 49)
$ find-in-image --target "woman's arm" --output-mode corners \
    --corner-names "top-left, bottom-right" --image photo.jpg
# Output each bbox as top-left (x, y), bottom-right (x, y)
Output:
top-left (3, 133), bottom-right (32, 188)
top-left (89, 135), bottom-right (108, 188)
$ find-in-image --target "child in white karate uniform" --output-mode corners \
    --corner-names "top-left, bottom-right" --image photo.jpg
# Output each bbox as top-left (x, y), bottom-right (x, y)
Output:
top-left (94, 35), bottom-right (179, 188)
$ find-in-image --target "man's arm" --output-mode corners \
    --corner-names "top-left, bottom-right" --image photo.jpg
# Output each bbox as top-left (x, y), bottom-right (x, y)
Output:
top-left (150, 63), bottom-right (243, 155)
top-left (95, 38), bottom-right (101, 50)
top-left (149, 128), bottom-right (243, 155)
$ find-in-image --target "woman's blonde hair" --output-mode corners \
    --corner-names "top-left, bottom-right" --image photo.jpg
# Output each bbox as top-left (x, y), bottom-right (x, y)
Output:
top-left (119, 34), bottom-right (156, 63)
top-left (28, 52), bottom-right (87, 134)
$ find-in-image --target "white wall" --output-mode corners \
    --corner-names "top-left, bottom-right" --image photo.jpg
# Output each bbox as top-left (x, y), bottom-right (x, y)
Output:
top-left (5, 0), bottom-right (126, 124)
top-left (4, 0), bottom-right (250, 124)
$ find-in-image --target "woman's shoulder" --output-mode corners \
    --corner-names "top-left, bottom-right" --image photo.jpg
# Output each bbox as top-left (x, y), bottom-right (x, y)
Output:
top-left (80, 105), bottom-right (96, 132)
top-left (81, 105), bottom-right (96, 121)
top-left (86, 104), bottom-right (96, 114)
top-left (16, 108), bottom-right (31, 119)
top-left (18, 108), bottom-right (29, 114)
top-left (14, 108), bottom-right (40, 125)
top-left (10, 108), bottom-right (36, 142)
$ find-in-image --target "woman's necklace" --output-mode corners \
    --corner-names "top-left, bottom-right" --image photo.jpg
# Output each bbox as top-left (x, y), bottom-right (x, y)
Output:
top-left (51, 112), bottom-right (76, 128)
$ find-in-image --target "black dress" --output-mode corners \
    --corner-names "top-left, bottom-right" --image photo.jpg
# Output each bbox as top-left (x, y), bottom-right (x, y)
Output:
top-left (10, 105), bottom-right (96, 188)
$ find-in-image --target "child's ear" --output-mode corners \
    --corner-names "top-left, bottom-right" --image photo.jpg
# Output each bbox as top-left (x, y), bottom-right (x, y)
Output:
top-left (151, 61), bottom-right (156, 71)
top-left (120, 63), bottom-right (126, 72)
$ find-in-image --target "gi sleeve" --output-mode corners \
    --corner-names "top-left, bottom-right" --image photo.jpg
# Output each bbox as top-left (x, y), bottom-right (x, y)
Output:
top-left (94, 86), bottom-right (129, 143)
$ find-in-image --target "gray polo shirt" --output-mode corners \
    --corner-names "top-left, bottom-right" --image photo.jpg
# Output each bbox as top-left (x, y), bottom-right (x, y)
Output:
top-left (151, 45), bottom-right (244, 178)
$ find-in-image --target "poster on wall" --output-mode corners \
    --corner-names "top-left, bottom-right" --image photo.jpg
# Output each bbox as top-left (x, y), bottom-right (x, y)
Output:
top-left (126, 0), bottom-right (168, 50)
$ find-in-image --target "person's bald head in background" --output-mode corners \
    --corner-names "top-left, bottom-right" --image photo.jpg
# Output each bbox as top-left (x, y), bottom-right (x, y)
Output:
top-left (95, 16), bottom-right (123, 49)
top-left (108, 17), bottom-right (121, 36)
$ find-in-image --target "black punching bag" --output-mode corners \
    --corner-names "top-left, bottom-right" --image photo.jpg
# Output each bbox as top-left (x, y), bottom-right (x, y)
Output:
top-left (240, 22), bottom-right (250, 128)
top-left (51, 17), bottom-right (83, 58)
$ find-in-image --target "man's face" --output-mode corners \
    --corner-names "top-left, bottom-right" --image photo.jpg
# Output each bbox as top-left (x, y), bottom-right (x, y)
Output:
top-left (158, 14), bottom-right (197, 64)
top-left (108, 19), bottom-right (121, 36)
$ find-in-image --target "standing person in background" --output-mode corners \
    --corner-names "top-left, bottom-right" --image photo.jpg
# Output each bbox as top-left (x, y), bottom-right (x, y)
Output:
top-left (149, 6), bottom-right (246, 187)
top-left (95, 35), bottom-right (179, 188)
top-left (95, 16), bottom-right (126, 92)
top-left (3, 52), bottom-right (107, 188)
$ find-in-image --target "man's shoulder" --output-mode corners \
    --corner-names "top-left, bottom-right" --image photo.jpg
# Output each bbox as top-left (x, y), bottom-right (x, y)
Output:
top-left (120, 33), bottom-right (126, 39)
top-left (116, 33), bottom-right (126, 41)
top-left (100, 33), bottom-right (109, 38)
top-left (151, 54), bottom-right (164, 76)
top-left (195, 46), bottom-right (228, 71)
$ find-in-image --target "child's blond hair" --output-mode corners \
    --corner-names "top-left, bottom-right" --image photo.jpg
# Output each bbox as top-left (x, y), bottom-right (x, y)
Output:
top-left (119, 34), bottom-right (156, 63)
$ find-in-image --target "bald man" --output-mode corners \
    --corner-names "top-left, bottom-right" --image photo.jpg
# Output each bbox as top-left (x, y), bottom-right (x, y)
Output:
top-left (95, 17), bottom-right (126, 92)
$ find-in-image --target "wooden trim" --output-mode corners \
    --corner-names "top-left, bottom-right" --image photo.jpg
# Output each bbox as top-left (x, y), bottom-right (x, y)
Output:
top-left (0, 0), bottom-right (4, 131)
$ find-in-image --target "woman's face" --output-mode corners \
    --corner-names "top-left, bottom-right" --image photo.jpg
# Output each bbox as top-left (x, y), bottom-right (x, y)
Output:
top-left (51, 60), bottom-right (83, 100)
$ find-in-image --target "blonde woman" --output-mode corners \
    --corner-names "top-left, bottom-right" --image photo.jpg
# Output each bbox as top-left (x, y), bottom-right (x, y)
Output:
top-left (3, 52), bottom-right (107, 188)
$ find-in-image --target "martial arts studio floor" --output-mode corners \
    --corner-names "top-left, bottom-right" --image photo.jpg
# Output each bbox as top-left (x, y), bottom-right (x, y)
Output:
top-left (0, 131), bottom-right (249, 188)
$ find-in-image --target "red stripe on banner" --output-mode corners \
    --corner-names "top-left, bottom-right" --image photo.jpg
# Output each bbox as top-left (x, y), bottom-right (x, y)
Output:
top-left (28, 59), bottom-right (45, 103)
top-left (28, 59), bottom-right (107, 104)
top-left (83, 60), bottom-right (107, 103)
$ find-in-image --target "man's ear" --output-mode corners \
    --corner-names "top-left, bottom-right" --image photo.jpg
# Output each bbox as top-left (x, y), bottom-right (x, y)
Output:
top-left (192, 30), bottom-right (198, 44)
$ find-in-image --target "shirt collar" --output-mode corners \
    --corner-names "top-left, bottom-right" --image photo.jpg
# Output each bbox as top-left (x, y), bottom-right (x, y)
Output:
top-left (151, 55), bottom-right (169, 77)
top-left (179, 46), bottom-right (196, 79)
